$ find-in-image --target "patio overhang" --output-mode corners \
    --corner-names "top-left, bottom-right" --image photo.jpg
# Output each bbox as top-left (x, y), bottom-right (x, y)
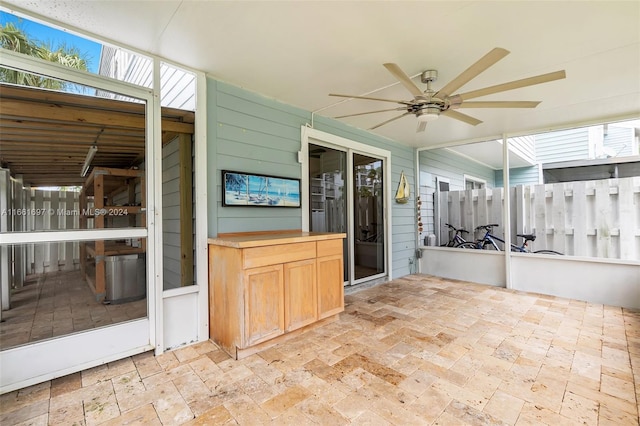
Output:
top-left (0, 83), bottom-right (194, 187)
top-left (446, 139), bottom-right (536, 170)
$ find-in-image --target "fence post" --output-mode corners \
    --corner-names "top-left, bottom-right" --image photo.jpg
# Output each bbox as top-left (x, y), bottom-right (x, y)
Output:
top-left (513, 186), bottom-right (523, 244)
top-left (595, 180), bottom-right (614, 258)
top-left (618, 178), bottom-right (636, 260)
top-left (490, 188), bottom-right (503, 233)
top-left (552, 182), bottom-right (566, 254)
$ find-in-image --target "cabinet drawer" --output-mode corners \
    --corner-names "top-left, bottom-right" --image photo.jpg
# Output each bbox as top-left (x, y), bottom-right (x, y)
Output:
top-left (317, 239), bottom-right (343, 257)
top-left (243, 242), bottom-right (316, 269)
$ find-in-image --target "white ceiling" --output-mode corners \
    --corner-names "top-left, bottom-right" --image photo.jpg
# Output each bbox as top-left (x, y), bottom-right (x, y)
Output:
top-left (4, 1), bottom-right (640, 148)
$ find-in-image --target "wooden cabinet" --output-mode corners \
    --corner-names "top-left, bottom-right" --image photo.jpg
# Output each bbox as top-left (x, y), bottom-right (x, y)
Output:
top-left (316, 238), bottom-right (344, 319)
top-left (284, 259), bottom-right (317, 332)
top-left (209, 231), bottom-right (345, 359)
top-left (244, 264), bottom-right (284, 346)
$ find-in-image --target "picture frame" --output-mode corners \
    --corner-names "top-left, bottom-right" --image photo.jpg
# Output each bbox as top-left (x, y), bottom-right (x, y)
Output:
top-left (222, 170), bottom-right (301, 208)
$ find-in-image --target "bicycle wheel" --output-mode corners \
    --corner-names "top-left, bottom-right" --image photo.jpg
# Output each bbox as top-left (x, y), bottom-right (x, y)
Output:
top-left (457, 242), bottom-right (479, 250)
top-left (533, 250), bottom-right (564, 255)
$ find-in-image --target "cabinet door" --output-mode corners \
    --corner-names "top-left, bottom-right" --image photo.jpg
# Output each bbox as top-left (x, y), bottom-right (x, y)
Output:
top-left (317, 254), bottom-right (344, 319)
top-left (244, 264), bottom-right (284, 347)
top-left (284, 259), bottom-right (317, 332)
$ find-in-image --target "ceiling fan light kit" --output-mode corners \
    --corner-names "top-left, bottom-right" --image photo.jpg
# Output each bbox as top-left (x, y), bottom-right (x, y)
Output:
top-left (416, 107), bottom-right (440, 122)
top-left (329, 47), bottom-right (566, 132)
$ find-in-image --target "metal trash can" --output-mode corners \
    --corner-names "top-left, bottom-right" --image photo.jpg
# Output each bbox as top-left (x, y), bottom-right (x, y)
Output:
top-left (105, 254), bottom-right (146, 303)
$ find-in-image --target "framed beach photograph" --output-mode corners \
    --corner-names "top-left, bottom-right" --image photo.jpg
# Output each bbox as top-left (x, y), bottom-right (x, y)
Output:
top-left (222, 170), bottom-right (301, 207)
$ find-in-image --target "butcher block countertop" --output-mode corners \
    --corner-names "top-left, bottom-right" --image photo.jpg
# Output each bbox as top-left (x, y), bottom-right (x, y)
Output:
top-left (208, 231), bottom-right (346, 249)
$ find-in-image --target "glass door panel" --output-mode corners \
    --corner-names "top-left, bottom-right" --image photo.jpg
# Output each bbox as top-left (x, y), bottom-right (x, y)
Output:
top-left (308, 144), bottom-right (348, 281)
top-left (353, 154), bottom-right (384, 280)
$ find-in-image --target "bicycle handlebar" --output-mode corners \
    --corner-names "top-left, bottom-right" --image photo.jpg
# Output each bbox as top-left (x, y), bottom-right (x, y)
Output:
top-left (445, 223), bottom-right (469, 234)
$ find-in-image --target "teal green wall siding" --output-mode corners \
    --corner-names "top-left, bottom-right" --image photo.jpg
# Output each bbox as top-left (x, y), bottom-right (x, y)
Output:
top-left (495, 166), bottom-right (540, 187)
top-left (207, 78), bottom-right (417, 278)
top-left (419, 149), bottom-right (496, 190)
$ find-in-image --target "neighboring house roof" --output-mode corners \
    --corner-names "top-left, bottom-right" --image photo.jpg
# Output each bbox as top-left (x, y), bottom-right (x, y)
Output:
top-left (542, 155), bottom-right (640, 183)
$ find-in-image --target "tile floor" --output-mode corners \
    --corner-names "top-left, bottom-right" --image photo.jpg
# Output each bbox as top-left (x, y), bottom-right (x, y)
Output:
top-left (0, 270), bottom-right (147, 350)
top-left (1, 274), bottom-right (638, 425)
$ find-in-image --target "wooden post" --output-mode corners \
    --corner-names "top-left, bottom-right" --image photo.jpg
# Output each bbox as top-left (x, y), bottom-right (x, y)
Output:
top-left (79, 190), bottom-right (87, 276)
top-left (13, 178), bottom-right (25, 288)
top-left (63, 191), bottom-right (76, 271)
top-left (49, 191), bottom-right (59, 272)
top-left (34, 189), bottom-right (45, 274)
top-left (94, 173), bottom-right (105, 299)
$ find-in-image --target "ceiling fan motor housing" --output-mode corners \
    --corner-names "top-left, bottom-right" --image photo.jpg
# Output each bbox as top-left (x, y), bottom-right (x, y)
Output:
top-left (420, 70), bottom-right (438, 84)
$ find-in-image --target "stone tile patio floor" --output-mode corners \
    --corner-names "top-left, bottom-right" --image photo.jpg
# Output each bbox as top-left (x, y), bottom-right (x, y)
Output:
top-left (1, 274), bottom-right (638, 425)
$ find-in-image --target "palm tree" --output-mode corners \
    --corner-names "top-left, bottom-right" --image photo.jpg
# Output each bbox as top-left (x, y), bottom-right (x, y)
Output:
top-left (0, 22), bottom-right (90, 90)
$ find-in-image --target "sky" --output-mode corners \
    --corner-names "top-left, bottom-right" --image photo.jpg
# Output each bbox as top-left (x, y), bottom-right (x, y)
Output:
top-left (0, 10), bottom-right (102, 73)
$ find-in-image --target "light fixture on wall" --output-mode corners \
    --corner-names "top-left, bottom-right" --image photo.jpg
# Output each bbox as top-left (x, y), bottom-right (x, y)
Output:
top-left (80, 145), bottom-right (98, 177)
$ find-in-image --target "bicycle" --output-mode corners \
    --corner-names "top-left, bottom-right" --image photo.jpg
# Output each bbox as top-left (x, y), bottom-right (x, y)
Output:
top-left (457, 224), bottom-right (563, 255)
top-left (440, 223), bottom-right (470, 247)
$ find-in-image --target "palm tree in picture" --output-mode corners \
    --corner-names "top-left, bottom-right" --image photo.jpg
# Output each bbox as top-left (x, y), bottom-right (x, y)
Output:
top-left (0, 22), bottom-right (90, 90)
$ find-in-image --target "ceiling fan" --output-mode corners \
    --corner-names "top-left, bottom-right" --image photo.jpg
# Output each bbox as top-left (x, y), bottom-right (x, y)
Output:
top-left (329, 47), bottom-right (566, 132)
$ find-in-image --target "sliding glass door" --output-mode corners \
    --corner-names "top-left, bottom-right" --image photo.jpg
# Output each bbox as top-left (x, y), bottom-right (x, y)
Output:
top-left (353, 154), bottom-right (385, 280)
top-left (308, 142), bottom-right (386, 285)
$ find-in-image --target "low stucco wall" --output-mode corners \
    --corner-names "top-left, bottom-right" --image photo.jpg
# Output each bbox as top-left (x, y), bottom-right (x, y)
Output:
top-left (510, 253), bottom-right (639, 310)
top-left (419, 247), bottom-right (640, 309)
top-left (419, 246), bottom-right (506, 287)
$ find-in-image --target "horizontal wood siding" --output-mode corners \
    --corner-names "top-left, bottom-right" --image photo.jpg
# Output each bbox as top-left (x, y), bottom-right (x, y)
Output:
top-left (208, 78), bottom-right (416, 279)
top-left (604, 125), bottom-right (634, 157)
top-left (535, 128), bottom-right (589, 163)
top-left (163, 139), bottom-right (182, 290)
top-left (419, 149), bottom-right (496, 191)
top-left (495, 166), bottom-right (540, 187)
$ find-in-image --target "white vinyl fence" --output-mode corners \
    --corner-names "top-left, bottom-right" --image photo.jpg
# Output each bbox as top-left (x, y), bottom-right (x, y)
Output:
top-left (3, 176), bottom-right (80, 285)
top-left (438, 177), bottom-right (640, 260)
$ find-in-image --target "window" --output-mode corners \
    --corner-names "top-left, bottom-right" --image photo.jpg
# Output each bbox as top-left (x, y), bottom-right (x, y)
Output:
top-left (464, 175), bottom-right (486, 190)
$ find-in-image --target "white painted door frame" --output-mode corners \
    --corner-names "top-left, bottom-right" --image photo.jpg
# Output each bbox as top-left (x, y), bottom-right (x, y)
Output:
top-left (0, 50), bottom-right (158, 394)
top-left (301, 126), bottom-right (393, 284)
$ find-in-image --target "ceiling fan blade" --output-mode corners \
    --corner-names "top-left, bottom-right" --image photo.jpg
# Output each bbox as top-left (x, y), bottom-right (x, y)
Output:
top-left (383, 63), bottom-right (424, 97)
top-left (370, 112), bottom-right (412, 130)
top-left (457, 70), bottom-right (566, 100)
top-left (329, 93), bottom-right (410, 104)
top-left (458, 101), bottom-right (541, 108)
top-left (334, 107), bottom-right (405, 119)
top-left (417, 121), bottom-right (427, 132)
top-left (434, 48), bottom-right (510, 99)
top-left (441, 109), bottom-right (483, 126)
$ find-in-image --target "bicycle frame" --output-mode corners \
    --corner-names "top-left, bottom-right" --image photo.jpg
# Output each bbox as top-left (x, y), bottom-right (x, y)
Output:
top-left (443, 223), bottom-right (469, 247)
top-left (462, 224), bottom-right (562, 255)
top-left (478, 229), bottom-right (528, 252)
